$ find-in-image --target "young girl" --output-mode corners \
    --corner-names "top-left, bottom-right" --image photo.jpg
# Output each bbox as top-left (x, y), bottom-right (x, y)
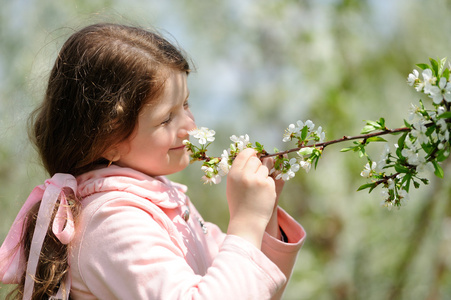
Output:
top-left (0, 23), bottom-right (305, 299)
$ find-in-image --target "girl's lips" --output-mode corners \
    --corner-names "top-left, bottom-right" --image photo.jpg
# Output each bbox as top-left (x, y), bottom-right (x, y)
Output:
top-left (170, 145), bottom-right (186, 151)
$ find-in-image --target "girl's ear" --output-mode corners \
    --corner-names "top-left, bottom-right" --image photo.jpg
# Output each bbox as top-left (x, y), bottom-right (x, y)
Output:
top-left (102, 148), bottom-right (121, 163)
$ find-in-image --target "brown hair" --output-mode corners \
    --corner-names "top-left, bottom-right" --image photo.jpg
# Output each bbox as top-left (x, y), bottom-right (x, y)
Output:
top-left (8, 23), bottom-right (191, 299)
top-left (31, 23), bottom-right (191, 176)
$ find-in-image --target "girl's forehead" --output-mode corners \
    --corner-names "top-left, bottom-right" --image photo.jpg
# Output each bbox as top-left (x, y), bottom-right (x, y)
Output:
top-left (142, 71), bottom-right (189, 114)
top-left (162, 71), bottom-right (188, 101)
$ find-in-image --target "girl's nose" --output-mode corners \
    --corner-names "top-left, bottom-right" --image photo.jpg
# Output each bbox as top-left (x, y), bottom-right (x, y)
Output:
top-left (178, 109), bottom-right (196, 138)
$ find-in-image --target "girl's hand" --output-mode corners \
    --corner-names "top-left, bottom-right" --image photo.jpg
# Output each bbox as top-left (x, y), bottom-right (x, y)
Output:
top-left (226, 148), bottom-right (277, 249)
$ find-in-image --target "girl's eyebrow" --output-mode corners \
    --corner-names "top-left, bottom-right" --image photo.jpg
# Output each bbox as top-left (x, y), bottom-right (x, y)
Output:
top-left (158, 90), bottom-right (190, 119)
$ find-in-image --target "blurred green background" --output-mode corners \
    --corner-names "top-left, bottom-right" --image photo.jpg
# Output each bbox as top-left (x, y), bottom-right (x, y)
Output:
top-left (1, 0), bottom-right (451, 299)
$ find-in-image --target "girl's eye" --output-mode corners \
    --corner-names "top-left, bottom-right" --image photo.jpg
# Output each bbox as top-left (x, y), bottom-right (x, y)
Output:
top-left (161, 113), bottom-right (173, 125)
top-left (183, 101), bottom-right (190, 109)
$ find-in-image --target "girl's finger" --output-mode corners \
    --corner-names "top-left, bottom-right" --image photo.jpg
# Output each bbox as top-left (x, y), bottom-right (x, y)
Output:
top-left (261, 157), bottom-right (275, 171)
top-left (231, 148), bottom-right (258, 171)
top-left (246, 156), bottom-right (264, 173)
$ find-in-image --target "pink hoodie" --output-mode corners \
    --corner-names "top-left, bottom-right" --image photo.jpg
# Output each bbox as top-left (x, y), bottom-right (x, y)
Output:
top-left (69, 166), bottom-right (306, 299)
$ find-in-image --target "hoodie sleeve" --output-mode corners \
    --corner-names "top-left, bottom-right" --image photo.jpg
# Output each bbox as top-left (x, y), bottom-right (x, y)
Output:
top-left (261, 207), bottom-right (306, 300)
top-left (70, 194), bottom-right (292, 300)
top-left (207, 206), bottom-right (306, 300)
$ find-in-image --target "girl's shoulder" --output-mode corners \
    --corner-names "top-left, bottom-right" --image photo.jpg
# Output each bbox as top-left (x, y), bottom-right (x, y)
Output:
top-left (74, 166), bottom-right (190, 240)
top-left (77, 166), bottom-right (188, 208)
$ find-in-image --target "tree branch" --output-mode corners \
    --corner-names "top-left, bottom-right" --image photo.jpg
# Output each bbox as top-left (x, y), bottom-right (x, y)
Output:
top-left (261, 126), bottom-right (412, 158)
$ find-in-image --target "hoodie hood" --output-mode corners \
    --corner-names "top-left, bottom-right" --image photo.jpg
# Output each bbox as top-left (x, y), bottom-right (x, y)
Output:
top-left (76, 165), bottom-right (188, 209)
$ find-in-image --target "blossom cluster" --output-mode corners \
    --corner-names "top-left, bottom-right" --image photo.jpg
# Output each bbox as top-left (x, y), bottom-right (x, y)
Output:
top-left (355, 58), bottom-right (450, 209)
top-left (276, 120), bottom-right (325, 180)
top-left (282, 120), bottom-right (325, 144)
top-left (183, 120), bottom-right (325, 184)
top-left (184, 58), bottom-right (450, 209)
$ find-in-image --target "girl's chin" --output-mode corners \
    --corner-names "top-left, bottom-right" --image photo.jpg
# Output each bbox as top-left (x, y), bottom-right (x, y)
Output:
top-left (159, 158), bottom-right (191, 176)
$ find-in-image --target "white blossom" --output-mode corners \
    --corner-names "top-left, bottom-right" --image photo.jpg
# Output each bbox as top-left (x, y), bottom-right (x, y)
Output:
top-left (439, 130), bottom-right (450, 143)
top-left (398, 189), bottom-right (408, 198)
top-left (201, 165), bottom-right (214, 174)
top-left (283, 123), bottom-right (298, 142)
top-left (408, 103), bottom-right (422, 121)
top-left (387, 178), bottom-right (395, 190)
top-left (377, 144), bottom-right (390, 170)
top-left (316, 126), bottom-right (325, 143)
top-left (360, 162), bottom-right (377, 178)
top-left (401, 147), bottom-right (425, 166)
top-left (437, 106), bottom-right (446, 116)
top-left (407, 69), bottom-right (419, 86)
top-left (189, 127), bottom-right (216, 145)
top-left (437, 118), bottom-right (447, 130)
top-left (201, 165), bottom-right (221, 184)
top-left (398, 189), bottom-right (409, 205)
top-left (202, 174), bottom-right (221, 184)
top-left (217, 150), bottom-right (231, 176)
top-left (276, 158), bottom-right (300, 181)
top-left (300, 160), bottom-right (311, 173)
top-left (428, 77), bottom-right (451, 104)
top-left (436, 118), bottom-right (450, 142)
top-left (417, 69), bottom-right (436, 94)
top-left (416, 161), bottom-right (434, 173)
top-left (381, 200), bottom-right (394, 211)
top-left (410, 121), bottom-right (429, 145)
top-left (305, 120), bottom-right (315, 130)
top-left (230, 134), bottom-right (250, 151)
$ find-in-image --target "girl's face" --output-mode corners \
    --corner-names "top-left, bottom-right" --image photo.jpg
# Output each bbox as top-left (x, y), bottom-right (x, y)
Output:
top-left (113, 70), bottom-right (196, 176)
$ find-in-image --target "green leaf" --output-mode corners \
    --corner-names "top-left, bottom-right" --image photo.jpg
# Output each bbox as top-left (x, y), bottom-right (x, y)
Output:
top-left (437, 148), bottom-right (450, 162)
top-left (421, 143), bottom-right (433, 155)
top-left (313, 148), bottom-right (322, 157)
top-left (300, 126), bottom-right (308, 141)
top-left (361, 125), bottom-right (376, 134)
top-left (442, 67), bottom-right (450, 81)
top-left (365, 120), bottom-right (381, 128)
top-left (397, 132), bottom-right (408, 149)
top-left (437, 111), bottom-right (451, 119)
top-left (432, 160), bottom-right (444, 178)
top-left (209, 158), bottom-right (219, 164)
top-left (415, 63), bottom-right (430, 70)
top-left (394, 163), bottom-right (410, 173)
top-left (419, 178), bottom-right (429, 185)
top-left (340, 147), bottom-right (355, 152)
top-left (402, 173), bottom-right (412, 192)
top-left (254, 142), bottom-right (265, 152)
top-left (430, 57), bottom-right (439, 76)
top-left (379, 117), bottom-right (386, 128)
top-left (439, 57), bottom-right (447, 76)
top-left (419, 99), bottom-right (425, 109)
top-left (425, 124), bottom-right (436, 136)
top-left (357, 182), bottom-right (377, 192)
top-left (413, 179), bottom-right (420, 189)
top-left (313, 156), bottom-right (320, 169)
top-left (358, 149), bottom-right (366, 158)
top-left (366, 137), bottom-right (387, 142)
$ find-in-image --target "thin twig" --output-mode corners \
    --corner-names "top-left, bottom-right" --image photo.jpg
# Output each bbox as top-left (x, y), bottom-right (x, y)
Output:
top-left (261, 126), bottom-right (412, 158)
